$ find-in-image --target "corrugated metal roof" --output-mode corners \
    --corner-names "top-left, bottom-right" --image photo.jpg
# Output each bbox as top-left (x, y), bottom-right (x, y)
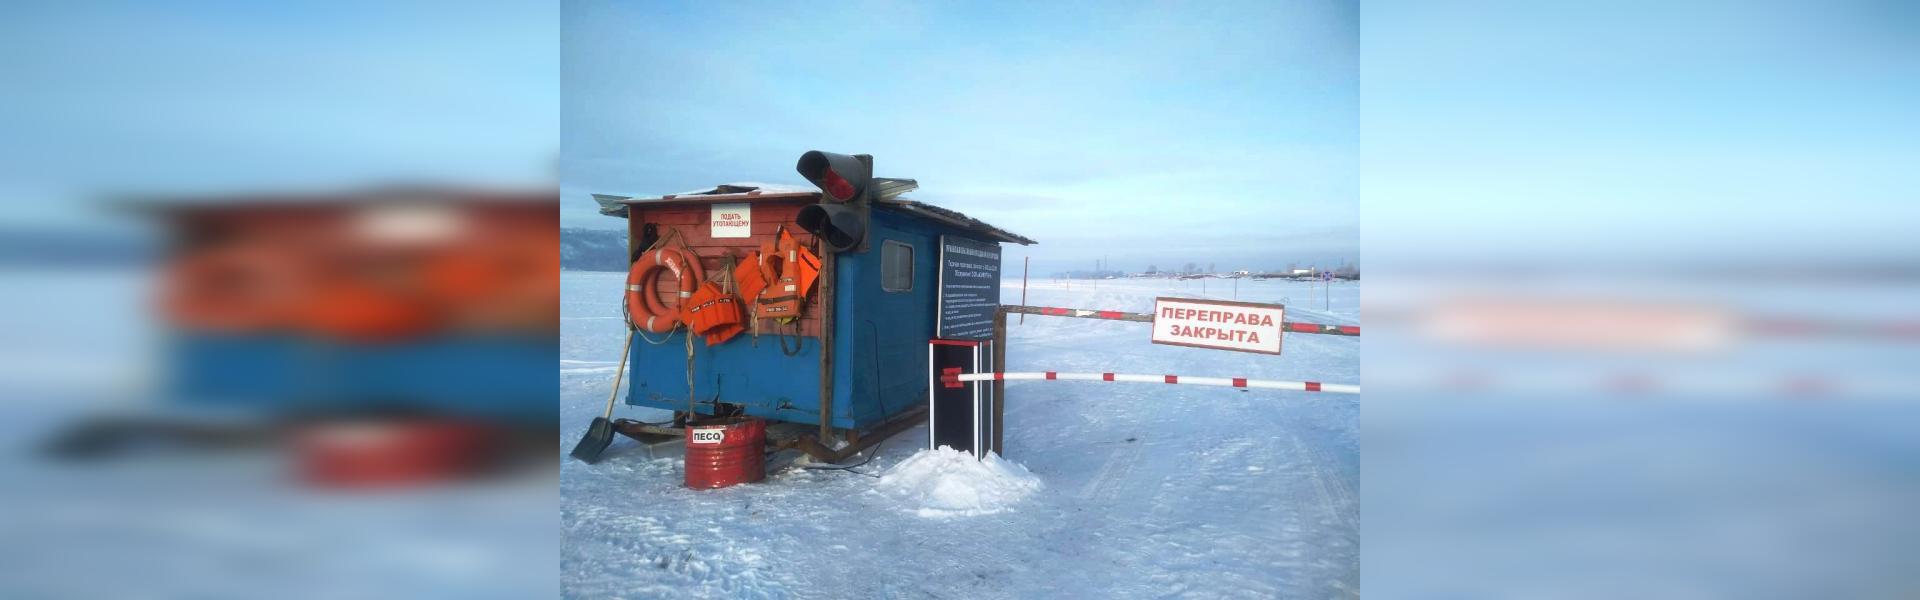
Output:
top-left (590, 193), bottom-right (634, 216)
top-left (597, 191), bottom-right (817, 215)
top-left (874, 197), bottom-right (1036, 245)
top-left (598, 180), bottom-right (1035, 245)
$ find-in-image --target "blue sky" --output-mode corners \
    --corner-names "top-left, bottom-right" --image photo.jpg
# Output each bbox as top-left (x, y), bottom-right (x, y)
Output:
top-left (1361, 0), bottom-right (1919, 270)
top-left (0, 1), bottom-right (558, 230)
top-left (563, 0), bottom-right (1358, 274)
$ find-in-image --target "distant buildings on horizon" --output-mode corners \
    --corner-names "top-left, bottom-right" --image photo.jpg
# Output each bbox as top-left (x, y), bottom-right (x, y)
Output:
top-left (1050, 262), bottom-right (1359, 281)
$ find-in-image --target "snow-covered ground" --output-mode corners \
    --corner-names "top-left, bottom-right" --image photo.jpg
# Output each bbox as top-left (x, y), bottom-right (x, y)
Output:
top-left (559, 272), bottom-right (1360, 598)
top-left (0, 269), bottom-right (558, 599)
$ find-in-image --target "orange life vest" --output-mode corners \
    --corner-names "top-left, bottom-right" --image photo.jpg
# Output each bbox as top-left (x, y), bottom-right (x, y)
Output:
top-left (703, 320), bottom-right (745, 346)
top-left (422, 238), bottom-right (560, 333)
top-left (792, 245), bottom-right (821, 298)
top-left (758, 239), bottom-right (781, 280)
top-left (681, 281), bottom-right (744, 346)
top-left (302, 279), bottom-right (435, 342)
top-left (733, 251), bottom-right (773, 312)
top-left (758, 229), bottom-right (819, 319)
top-left (733, 249), bottom-right (780, 340)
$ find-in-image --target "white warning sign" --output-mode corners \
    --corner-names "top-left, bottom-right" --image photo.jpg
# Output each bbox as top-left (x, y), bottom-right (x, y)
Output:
top-left (710, 203), bottom-right (751, 238)
top-left (1151, 297), bottom-right (1285, 355)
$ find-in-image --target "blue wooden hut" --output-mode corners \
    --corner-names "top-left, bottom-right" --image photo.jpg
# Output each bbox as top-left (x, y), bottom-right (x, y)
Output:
top-left (596, 180), bottom-right (1033, 452)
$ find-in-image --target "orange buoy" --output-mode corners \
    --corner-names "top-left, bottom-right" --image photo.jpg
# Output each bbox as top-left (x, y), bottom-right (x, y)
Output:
top-left (625, 247), bottom-right (701, 333)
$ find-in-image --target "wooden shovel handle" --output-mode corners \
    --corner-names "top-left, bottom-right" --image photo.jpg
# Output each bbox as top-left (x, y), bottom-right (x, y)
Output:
top-left (602, 329), bottom-right (635, 420)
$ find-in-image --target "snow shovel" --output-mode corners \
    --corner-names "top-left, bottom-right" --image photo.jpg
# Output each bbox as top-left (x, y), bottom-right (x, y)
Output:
top-left (569, 329), bottom-right (635, 464)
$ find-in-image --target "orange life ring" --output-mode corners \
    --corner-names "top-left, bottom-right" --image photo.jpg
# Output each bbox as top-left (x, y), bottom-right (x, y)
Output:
top-left (421, 239), bottom-right (560, 333)
top-left (626, 246), bottom-right (701, 333)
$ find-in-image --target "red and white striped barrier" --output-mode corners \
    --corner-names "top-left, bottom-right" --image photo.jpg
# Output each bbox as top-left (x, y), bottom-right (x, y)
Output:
top-left (942, 371), bottom-right (1360, 394)
top-left (1006, 305), bottom-right (1360, 336)
top-left (1382, 369), bottom-right (1918, 399)
top-left (1365, 305), bottom-right (1916, 343)
top-left (1027, 306), bottom-right (1142, 321)
top-left (1286, 321), bottom-right (1362, 336)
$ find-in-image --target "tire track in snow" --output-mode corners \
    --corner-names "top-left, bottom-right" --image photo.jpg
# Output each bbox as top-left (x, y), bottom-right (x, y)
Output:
top-left (1001, 278), bottom-right (1359, 598)
top-left (1262, 396), bottom-right (1361, 598)
top-left (1133, 417), bottom-right (1298, 599)
top-left (1271, 397), bottom-right (1359, 531)
top-left (1078, 438), bottom-right (1144, 504)
top-left (562, 497), bottom-right (797, 599)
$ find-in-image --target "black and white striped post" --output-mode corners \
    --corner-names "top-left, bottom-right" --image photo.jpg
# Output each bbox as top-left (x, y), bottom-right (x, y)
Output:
top-left (928, 339), bottom-right (996, 459)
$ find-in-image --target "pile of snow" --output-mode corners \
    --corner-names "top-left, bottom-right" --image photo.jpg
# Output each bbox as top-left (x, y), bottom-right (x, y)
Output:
top-left (872, 446), bottom-right (1043, 518)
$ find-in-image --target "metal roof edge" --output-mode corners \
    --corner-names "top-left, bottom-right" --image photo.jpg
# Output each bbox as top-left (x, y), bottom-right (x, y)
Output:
top-left (596, 182), bottom-right (1036, 246)
top-left (876, 198), bottom-right (1036, 245)
top-left (614, 191), bottom-right (821, 205)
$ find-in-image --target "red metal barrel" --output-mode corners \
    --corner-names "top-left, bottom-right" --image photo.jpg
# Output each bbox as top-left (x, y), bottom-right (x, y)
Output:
top-left (684, 416), bottom-right (766, 489)
top-left (294, 419), bottom-right (496, 488)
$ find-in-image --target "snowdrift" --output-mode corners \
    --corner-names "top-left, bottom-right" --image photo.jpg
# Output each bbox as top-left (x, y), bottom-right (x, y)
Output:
top-left (873, 446), bottom-right (1043, 518)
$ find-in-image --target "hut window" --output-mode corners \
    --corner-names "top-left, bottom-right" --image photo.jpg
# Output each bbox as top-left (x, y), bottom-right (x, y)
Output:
top-left (882, 240), bottom-right (913, 292)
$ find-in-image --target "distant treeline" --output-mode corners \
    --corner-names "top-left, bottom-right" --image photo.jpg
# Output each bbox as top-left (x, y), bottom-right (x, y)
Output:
top-left (0, 228), bottom-right (156, 267)
top-left (560, 227), bottom-right (628, 272)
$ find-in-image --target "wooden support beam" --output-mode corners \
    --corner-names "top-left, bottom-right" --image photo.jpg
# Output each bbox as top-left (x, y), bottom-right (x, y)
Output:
top-left (818, 250), bottom-right (836, 444)
top-left (776, 406), bottom-right (927, 463)
top-left (992, 307), bottom-right (1008, 454)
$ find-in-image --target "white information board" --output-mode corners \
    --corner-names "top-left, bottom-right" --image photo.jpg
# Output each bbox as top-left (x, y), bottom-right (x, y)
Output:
top-left (1150, 297), bottom-right (1285, 355)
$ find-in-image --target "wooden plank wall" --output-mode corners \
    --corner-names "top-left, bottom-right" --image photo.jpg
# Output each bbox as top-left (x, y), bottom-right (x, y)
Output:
top-left (629, 200), bottom-right (825, 337)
